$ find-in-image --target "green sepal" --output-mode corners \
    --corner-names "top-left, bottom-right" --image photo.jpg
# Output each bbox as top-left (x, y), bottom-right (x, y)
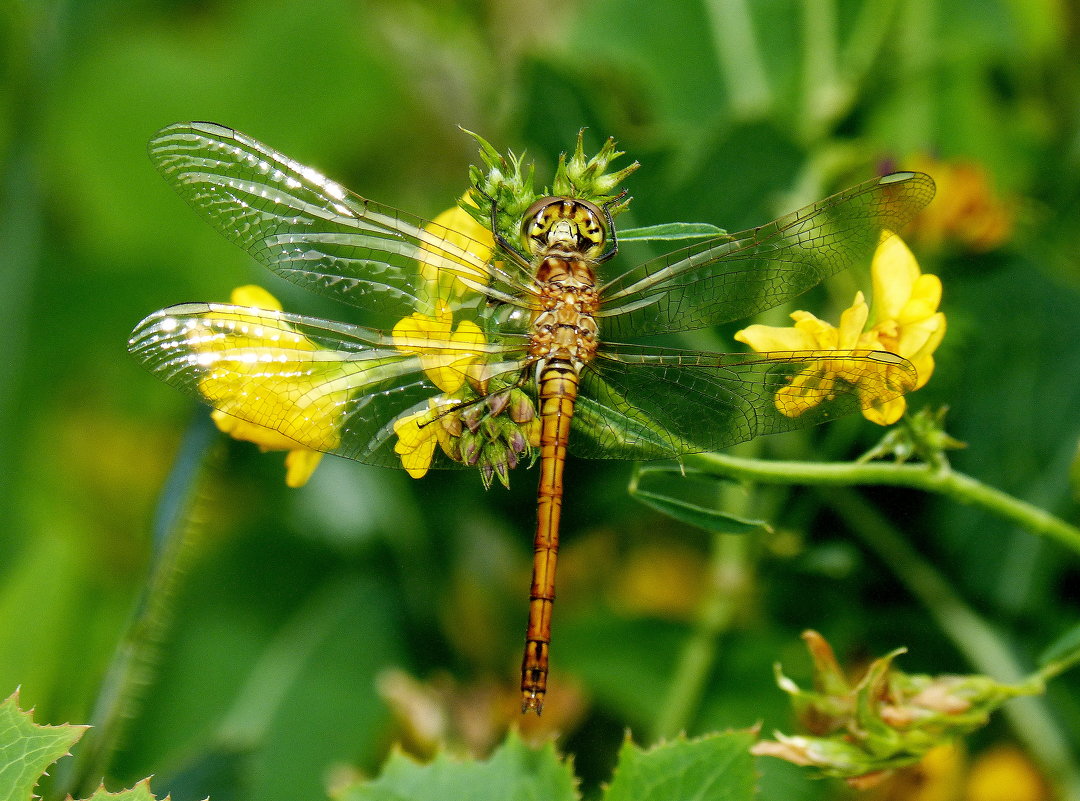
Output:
top-left (460, 129), bottom-right (640, 250)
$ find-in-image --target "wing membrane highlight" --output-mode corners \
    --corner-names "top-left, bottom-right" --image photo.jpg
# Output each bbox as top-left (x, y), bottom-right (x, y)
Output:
top-left (598, 172), bottom-right (935, 338)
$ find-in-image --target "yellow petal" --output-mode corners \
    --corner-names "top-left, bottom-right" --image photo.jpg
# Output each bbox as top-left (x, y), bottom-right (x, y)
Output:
top-left (392, 304), bottom-right (454, 346)
top-left (790, 310), bottom-right (839, 340)
top-left (392, 306), bottom-right (486, 393)
top-left (837, 292), bottom-right (870, 348)
top-left (393, 408), bottom-right (439, 478)
top-left (872, 234), bottom-right (921, 321)
top-left (200, 358), bottom-right (349, 452)
top-left (774, 369), bottom-right (831, 417)
top-left (895, 273), bottom-right (942, 324)
top-left (420, 199), bottom-right (496, 302)
top-left (210, 409), bottom-right (300, 452)
top-left (896, 311), bottom-right (946, 358)
top-left (230, 284), bottom-right (284, 311)
top-left (862, 395), bottom-right (906, 426)
top-left (735, 321), bottom-right (823, 351)
top-left (284, 449), bottom-right (324, 488)
top-left (193, 287), bottom-right (345, 487)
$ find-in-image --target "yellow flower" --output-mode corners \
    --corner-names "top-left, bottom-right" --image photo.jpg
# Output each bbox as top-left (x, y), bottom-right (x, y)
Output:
top-left (735, 233), bottom-right (944, 426)
top-left (905, 156), bottom-right (1012, 253)
top-left (392, 399), bottom-right (462, 479)
top-left (871, 234), bottom-right (946, 389)
top-left (419, 198), bottom-right (496, 306)
top-left (194, 284), bottom-right (337, 487)
top-left (392, 301), bottom-right (486, 394)
top-left (965, 746), bottom-right (1047, 801)
top-left (392, 202), bottom-right (545, 483)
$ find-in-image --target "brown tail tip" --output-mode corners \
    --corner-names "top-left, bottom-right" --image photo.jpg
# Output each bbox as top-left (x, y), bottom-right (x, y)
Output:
top-left (521, 690), bottom-right (544, 715)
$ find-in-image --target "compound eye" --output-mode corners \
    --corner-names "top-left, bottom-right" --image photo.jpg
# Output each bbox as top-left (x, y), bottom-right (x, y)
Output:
top-left (520, 196), bottom-right (562, 252)
top-left (571, 200), bottom-right (606, 256)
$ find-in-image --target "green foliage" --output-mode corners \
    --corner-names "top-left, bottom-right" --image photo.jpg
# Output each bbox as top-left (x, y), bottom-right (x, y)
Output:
top-left (629, 466), bottom-right (771, 536)
top-left (0, 697), bottom-right (754, 801)
top-left (4, 1), bottom-right (1080, 801)
top-left (0, 692), bottom-right (193, 801)
top-left (77, 780), bottom-right (176, 801)
top-left (338, 732), bottom-right (578, 801)
top-left (603, 732), bottom-right (756, 801)
top-left (0, 691), bottom-right (85, 801)
top-left (337, 730), bottom-right (756, 801)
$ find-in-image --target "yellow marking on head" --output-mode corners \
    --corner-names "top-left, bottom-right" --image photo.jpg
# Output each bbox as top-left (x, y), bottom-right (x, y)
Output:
top-left (521, 197), bottom-right (606, 259)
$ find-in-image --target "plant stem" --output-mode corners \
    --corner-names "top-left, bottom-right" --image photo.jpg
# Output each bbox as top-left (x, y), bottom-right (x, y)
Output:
top-left (651, 531), bottom-right (749, 741)
top-left (51, 414), bottom-right (221, 800)
top-left (682, 452), bottom-right (1080, 556)
top-left (704, 0), bottom-right (772, 119)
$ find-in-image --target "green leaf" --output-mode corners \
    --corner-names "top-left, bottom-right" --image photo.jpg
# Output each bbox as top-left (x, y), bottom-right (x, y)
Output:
top-left (602, 731), bottom-right (757, 801)
top-left (629, 466), bottom-right (772, 535)
top-left (76, 777), bottom-right (183, 801)
top-left (0, 690), bottom-right (86, 801)
top-left (617, 222), bottom-right (728, 243)
top-left (337, 731), bottom-right (577, 801)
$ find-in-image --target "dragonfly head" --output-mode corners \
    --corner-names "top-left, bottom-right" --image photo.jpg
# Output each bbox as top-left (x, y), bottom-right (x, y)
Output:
top-left (521, 196), bottom-right (607, 260)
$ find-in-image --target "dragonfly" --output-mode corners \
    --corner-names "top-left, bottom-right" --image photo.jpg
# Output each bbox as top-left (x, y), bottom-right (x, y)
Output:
top-left (129, 122), bottom-right (935, 713)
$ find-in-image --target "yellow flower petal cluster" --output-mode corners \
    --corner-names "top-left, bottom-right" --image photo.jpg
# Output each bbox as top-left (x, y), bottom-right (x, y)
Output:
top-left (736, 234), bottom-right (945, 426)
top-left (419, 198), bottom-right (496, 305)
top-left (391, 301), bottom-right (486, 394)
top-left (392, 399), bottom-right (459, 479)
top-left (906, 156), bottom-right (1012, 253)
top-left (389, 202), bottom-right (494, 478)
top-left (391, 203), bottom-right (543, 484)
top-left (195, 284), bottom-right (333, 487)
top-left (389, 300), bottom-right (491, 478)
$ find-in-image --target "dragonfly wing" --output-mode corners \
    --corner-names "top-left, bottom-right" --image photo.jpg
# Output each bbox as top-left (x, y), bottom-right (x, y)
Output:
top-left (149, 122), bottom-right (534, 321)
top-left (571, 343), bottom-right (917, 459)
top-left (597, 172), bottom-right (935, 338)
top-left (128, 303), bottom-right (530, 470)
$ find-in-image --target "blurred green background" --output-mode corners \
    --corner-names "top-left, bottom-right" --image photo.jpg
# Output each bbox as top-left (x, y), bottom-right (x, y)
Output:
top-left (3, 0), bottom-right (1080, 799)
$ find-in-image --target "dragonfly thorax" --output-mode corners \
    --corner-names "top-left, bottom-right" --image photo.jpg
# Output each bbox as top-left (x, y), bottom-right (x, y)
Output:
top-left (529, 263), bottom-right (600, 371)
top-left (521, 196), bottom-right (606, 260)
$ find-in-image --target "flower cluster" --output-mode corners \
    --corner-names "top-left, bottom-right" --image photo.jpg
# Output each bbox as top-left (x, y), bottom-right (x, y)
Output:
top-left (390, 301), bottom-right (539, 488)
top-left (389, 202), bottom-right (540, 488)
top-left (392, 387), bottom-right (540, 489)
top-left (736, 233), bottom-right (945, 425)
top-left (751, 631), bottom-right (1038, 787)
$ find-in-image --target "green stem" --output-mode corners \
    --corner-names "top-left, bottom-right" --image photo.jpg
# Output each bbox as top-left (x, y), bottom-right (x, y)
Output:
top-left (704, 0), bottom-right (773, 119)
top-left (682, 452), bottom-right (1080, 556)
top-left (651, 532), bottom-right (749, 741)
top-left (1035, 644), bottom-right (1080, 686)
top-left (51, 415), bottom-right (222, 800)
top-left (800, 0), bottom-right (844, 141)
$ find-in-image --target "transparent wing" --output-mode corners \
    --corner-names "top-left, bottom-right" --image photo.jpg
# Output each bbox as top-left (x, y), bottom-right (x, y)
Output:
top-left (149, 122), bottom-right (536, 321)
top-left (597, 172), bottom-right (936, 338)
top-left (571, 342), bottom-right (917, 459)
top-left (128, 303), bottom-right (530, 470)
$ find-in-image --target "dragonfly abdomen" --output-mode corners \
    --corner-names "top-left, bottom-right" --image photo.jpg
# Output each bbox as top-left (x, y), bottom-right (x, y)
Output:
top-left (521, 357), bottom-right (580, 712)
